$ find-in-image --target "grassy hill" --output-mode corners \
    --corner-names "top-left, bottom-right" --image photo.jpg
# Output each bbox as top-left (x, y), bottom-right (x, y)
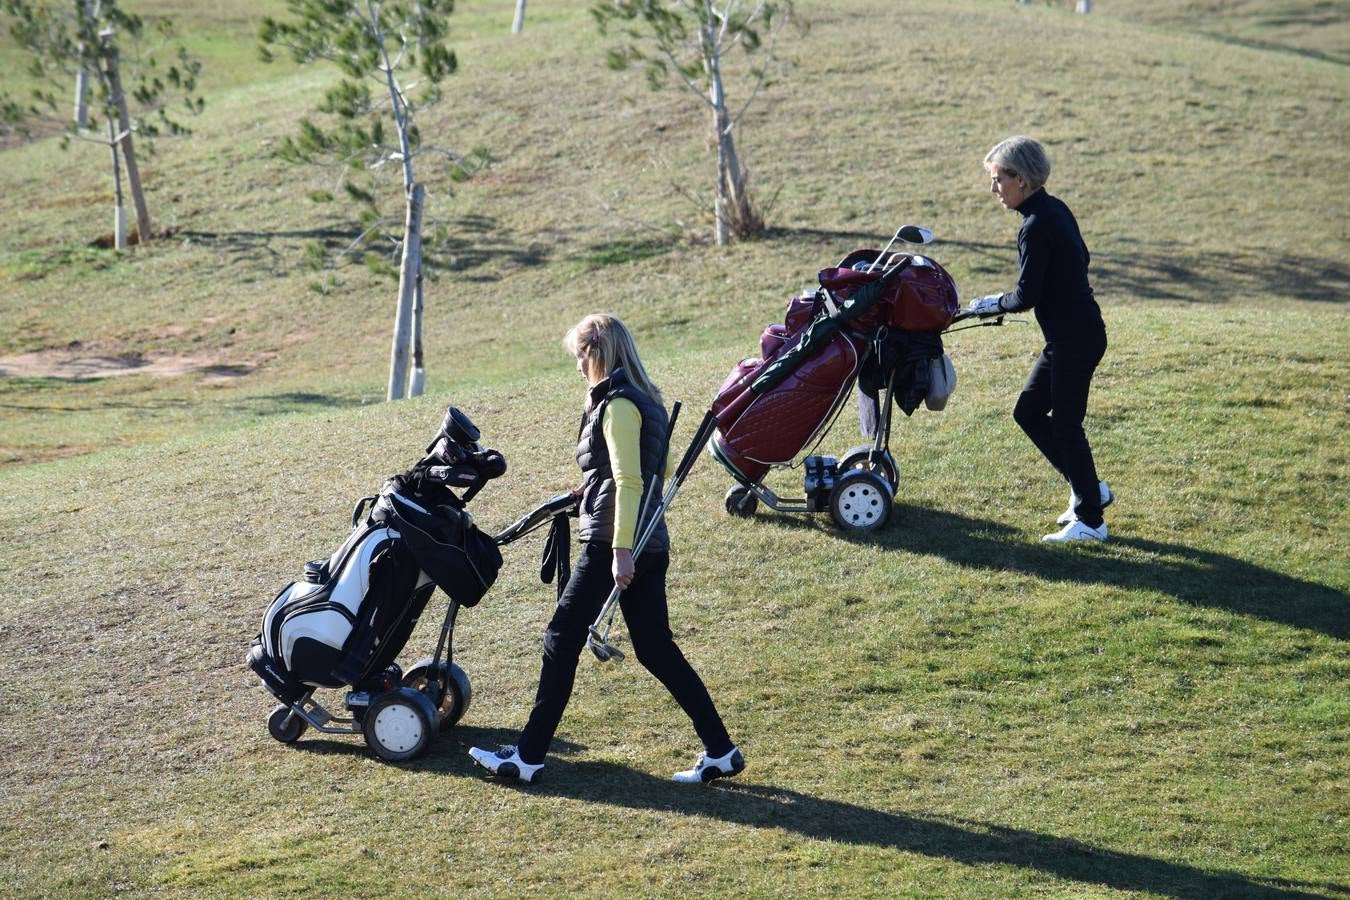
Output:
top-left (1, 0), bottom-right (1346, 895)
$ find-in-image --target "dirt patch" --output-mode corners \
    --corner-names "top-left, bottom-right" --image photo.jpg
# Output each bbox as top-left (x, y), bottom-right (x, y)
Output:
top-left (0, 349), bottom-right (257, 382)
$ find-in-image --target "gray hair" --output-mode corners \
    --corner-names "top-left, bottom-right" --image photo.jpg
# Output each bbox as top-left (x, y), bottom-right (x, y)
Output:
top-left (984, 136), bottom-right (1051, 193)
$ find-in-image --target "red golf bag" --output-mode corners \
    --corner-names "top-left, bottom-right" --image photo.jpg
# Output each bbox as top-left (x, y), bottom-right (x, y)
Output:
top-left (711, 250), bottom-right (960, 485)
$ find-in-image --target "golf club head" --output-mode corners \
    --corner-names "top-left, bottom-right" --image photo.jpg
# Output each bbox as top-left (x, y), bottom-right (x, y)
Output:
top-left (587, 637), bottom-right (612, 662)
top-left (896, 224), bottom-right (934, 245)
top-left (587, 636), bottom-right (625, 663)
top-left (587, 626), bottom-right (625, 663)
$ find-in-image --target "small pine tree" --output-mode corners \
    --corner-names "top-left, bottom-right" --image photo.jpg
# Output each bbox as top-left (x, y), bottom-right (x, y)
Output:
top-left (260, 0), bottom-right (486, 400)
top-left (592, 0), bottom-right (799, 245)
top-left (0, 0), bottom-right (203, 248)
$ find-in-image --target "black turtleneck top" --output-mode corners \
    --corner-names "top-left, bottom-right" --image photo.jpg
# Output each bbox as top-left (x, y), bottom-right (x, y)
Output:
top-left (996, 188), bottom-right (1105, 344)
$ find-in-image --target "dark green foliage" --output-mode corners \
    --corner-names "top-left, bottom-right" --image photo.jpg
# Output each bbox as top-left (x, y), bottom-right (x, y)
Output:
top-left (592, 0), bottom-right (793, 92)
top-left (259, 0), bottom-right (473, 282)
top-left (0, 0), bottom-right (203, 151)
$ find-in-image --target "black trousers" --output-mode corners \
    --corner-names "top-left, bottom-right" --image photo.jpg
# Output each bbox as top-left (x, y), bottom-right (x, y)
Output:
top-left (516, 543), bottom-right (733, 765)
top-left (1013, 335), bottom-right (1108, 528)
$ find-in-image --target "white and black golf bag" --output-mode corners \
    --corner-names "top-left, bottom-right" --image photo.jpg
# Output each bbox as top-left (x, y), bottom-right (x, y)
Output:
top-left (249, 408), bottom-right (506, 702)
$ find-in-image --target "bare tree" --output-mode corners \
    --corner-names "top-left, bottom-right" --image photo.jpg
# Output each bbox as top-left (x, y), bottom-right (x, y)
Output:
top-left (593, 0), bottom-right (798, 245)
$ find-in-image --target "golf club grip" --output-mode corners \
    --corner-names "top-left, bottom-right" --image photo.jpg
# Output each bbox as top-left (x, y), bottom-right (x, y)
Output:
top-left (878, 253), bottom-right (912, 286)
top-left (666, 401), bottom-right (682, 444)
top-left (672, 410), bottom-right (718, 485)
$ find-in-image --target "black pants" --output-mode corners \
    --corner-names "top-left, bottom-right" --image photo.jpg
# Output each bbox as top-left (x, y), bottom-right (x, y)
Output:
top-left (1013, 335), bottom-right (1107, 528)
top-left (516, 543), bottom-right (733, 765)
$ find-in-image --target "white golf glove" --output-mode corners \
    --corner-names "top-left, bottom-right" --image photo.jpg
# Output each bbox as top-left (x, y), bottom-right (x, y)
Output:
top-left (967, 294), bottom-right (1004, 317)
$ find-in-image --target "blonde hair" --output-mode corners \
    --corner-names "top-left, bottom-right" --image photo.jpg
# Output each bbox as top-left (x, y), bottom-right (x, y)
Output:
top-left (984, 135), bottom-right (1052, 193)
top-left (563, 313), bottom-right (664, 405)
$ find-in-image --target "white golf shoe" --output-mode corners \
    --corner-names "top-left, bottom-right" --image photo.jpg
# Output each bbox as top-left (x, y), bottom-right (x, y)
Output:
top-left (673, 746), bottom-right (745, 784)
top-left (1057, 480), bottom-right (1115, 525)
top-left (1043, 519), bottom-right (1108, 543)
top-left (468, 745), bottom-right (544, 783)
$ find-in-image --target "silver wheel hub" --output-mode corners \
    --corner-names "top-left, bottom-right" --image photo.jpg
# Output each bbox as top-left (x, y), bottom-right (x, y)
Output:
top-left (836, 484), bottom-right (885, 525)
top-left (372, 702), bottom-right (423, 752)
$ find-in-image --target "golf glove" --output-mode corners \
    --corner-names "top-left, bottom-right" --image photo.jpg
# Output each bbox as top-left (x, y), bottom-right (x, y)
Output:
top-left (967, 294), bottom-right (1004, 317)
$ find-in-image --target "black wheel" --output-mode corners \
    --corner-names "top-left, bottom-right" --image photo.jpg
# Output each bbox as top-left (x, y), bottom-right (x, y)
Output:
top-left (363, 688), bottom-right (435, 762)
top-left (403, 657), bottom-right (473, 730)
top-left (267, 703), bottom-right (307, 744)
top-left (839, 445), bottom-right (899, 495)
top-left (829, 469), bottom-right (893, 531)
top-left (724, 484), bottom-right (759, 518)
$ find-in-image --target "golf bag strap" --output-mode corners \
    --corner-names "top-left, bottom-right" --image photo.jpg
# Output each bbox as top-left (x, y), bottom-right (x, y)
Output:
top-left (540, 513), bottom-right (572, 599)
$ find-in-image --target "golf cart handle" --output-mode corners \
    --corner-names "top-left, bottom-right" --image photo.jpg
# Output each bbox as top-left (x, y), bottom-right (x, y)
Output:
top-left (493, 492), bottom-right (580, 546)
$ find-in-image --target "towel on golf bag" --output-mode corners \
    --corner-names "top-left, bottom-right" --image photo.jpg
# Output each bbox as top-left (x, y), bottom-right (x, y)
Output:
top-left (369, 486), bottom-right (503, 609)
top-left (856, 330), bottom-right (951, 438)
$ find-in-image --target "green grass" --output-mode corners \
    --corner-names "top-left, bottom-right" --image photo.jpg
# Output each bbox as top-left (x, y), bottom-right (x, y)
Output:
top-left (1, 0), bottom-right (1347, 896)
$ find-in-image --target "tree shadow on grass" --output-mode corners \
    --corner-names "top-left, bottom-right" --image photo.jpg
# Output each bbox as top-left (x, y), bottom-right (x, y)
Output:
top-left (768, 505), bottom-right (1347, 640)
top-left (178, 214), bottom-right (553, 283)
top-left (1091, 247), bottom-right (1350, 305)
top-left (765, 227), bottom-right (1349, 305)
top-left (426, 728), bottom-right (1339, 899)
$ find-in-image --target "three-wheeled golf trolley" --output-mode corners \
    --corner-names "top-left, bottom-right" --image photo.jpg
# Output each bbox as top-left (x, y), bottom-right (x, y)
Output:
top-left (708, 225), bottom-right (1007, 531)
top-left (246, 407), bottom-right (577, 762)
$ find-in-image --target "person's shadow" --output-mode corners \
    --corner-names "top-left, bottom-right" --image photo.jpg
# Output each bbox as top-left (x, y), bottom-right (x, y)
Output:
top-left (768, 504), bottom-right (1346, 640)
top-left (424, 727), bottom-right (1340, 899)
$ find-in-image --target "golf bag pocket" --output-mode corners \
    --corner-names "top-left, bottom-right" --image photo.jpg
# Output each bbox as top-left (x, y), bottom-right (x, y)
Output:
top-left (376, 491), bottom-right (502, 608)
top-left (924, 354), bottom-right (957, 411)
top-left (303, 559), bottom-right (328, 584)
top-left (760, 324), bottom-right (792, 359)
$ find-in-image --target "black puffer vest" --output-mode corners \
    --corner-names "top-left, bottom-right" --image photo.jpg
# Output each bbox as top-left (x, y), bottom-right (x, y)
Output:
top-left (576, 367), bottom-right (670, 552)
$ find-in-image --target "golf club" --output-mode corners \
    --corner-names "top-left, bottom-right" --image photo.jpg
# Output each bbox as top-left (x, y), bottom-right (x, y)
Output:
top-left (864, 224), bottom-right (934, 273)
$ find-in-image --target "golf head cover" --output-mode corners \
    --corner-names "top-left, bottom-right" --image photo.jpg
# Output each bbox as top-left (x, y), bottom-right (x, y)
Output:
top-left (470, 448), bottom-right (508, 480)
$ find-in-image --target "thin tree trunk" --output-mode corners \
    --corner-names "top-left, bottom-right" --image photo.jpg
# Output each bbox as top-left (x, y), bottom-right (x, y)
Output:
top-left (370, 7), bottom-right (425, 400)
top-left (103, 44), bottom-right (150, 243)
top-left (387, 183), bottom-right (425, 401)
top-left (703, 11), bottom-right (729, 245)
top-left (409, 266), bottom-right (426, 397)
top-left (107, 115), bottom-right (126, 250)
top-left (1076, 0), bottom-right (1092, 12)
top-left (711, 107), bottom-right (728, 246)
top-left (512, 0), bottom-right (526, 33)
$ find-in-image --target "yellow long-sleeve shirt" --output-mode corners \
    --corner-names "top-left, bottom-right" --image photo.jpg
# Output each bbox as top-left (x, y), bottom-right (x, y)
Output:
top-left (601, 397), bottom-right (676, 551)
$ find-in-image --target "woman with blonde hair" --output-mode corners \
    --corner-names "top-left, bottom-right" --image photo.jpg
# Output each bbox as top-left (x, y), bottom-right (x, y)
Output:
top-left (470, 314), bottom-right (743, 784)
top-left (968, 135), bottom-right (1113, 542)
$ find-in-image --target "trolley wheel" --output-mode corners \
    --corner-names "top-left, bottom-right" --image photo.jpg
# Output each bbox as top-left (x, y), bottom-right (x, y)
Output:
top-left (829, 469), bottom-right (893, 531)
top-left (724, 484), bottom-right (759, 518)
top-left (403, 657), bottom-right (473, 730)
top-left (267, 703), bottom-right (307, 744)
top-left (363, 688), bottom-right (436, 762)
top-left (839, 445), bottom-right (899, 495)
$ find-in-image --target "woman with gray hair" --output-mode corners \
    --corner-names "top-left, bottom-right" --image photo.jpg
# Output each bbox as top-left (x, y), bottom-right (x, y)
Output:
top-left (967, 135), bottom-right (1113, 542)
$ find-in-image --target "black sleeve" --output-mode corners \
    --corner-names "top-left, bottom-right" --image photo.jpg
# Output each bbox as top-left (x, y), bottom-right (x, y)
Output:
top-left (999, 219), bottom-right (1049, 313)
